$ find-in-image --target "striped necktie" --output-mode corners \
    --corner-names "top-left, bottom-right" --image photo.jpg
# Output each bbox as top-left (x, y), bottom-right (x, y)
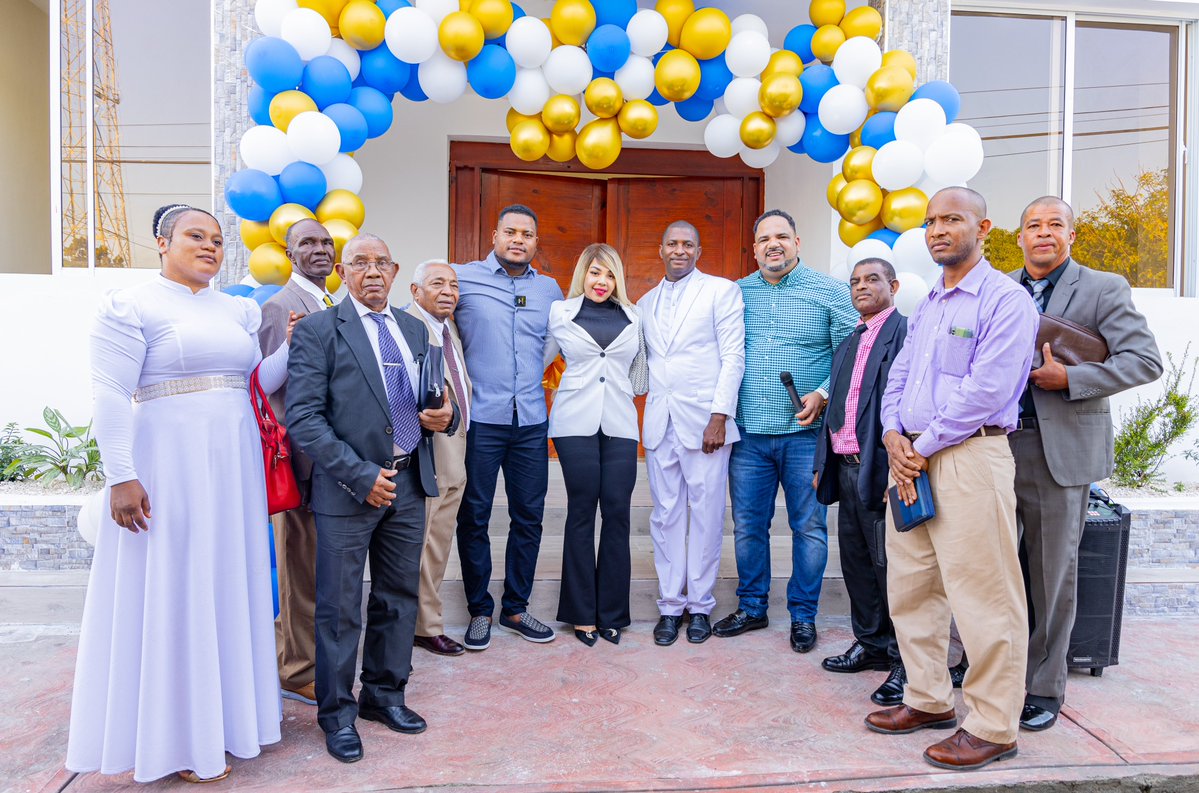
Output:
top-left (442, 323), bottom-right (469, 430)
top-left (322, 293), bottom-right (334, 308)
top-left (366, 312), bottom-right (422, 453)
top-left (1029, 279), bottom-right (1049, 314)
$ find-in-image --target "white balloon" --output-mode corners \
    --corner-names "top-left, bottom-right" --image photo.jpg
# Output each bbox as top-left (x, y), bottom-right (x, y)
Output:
top-left (279, 7), bottom-right (331, 61)
top-left (418, 51), bottom-right (468, 103)
top-left (872, 139), bottom-right (925, 191)
top-left (723, 77), bottom-right (762, 118)
top-left (829, 259), bottom-right (852, 282)
top-left (894, 271), bottom-right (931, 316)
top-left (240, 125), bottom-right (294, 175)
top-left (894, 98), bottom-right (948, 150)
top-left (704, 114), bottom-right (743, 158)
top-left (287, 110), bottom-right (341, 165)
top-left (847, 238), bottom-right (894, 268)
top-left (544, 46), bottom-right (592, 97)
top-left (924, 123), bottom-right (985, 184)
top-left (915, 173), bottom-right (956, 200)
top-left (731, 13), bottom-right (769, 38)
top-left (818, 84), bottom-right (869, 135)
top-left (831, 36), bottom-right (883, 89)
top-left (76, 490), bottom-right (104, 546)
top-left (615, 56), bottom-right (655, 101)
top-left (627, 9), bottom-right (669, 58)
top-left (505, 16), bottom-right (553, 69)
top-left (385, 7), bottom-right (439, 64)
top-left (893, 227), bottom-right (939, 284)
top-left (713, 97), bottom-right (727, 116)
top-left (740, 141), bottom-right (780, 168)
top-left (774, 110), bottom-right (806, 147)
top-left (725, 31), bottom-right (771, 78)
top-left (320, 153), bottom-right (364, 193)
top-left (326, 38), bottom-right (362, 81)
top-left (254, 0), bottom-right (297, 37)
top-left (414, 0), bottom-right (457, 24)
top-left (508, 67), bottom-right (551, 115)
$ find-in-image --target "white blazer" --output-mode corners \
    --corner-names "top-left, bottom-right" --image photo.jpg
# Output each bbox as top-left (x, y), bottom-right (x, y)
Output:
top-left (636, 269), bottom-right (745, 451)
top-left (546, 296), bottom-right (642, 441)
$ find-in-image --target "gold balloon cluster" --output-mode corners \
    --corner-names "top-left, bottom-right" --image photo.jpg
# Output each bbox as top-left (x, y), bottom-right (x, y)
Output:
top-left (827, 144), bottom-right (929, 246)
top-left (242, 190), bottom-right (364, 287)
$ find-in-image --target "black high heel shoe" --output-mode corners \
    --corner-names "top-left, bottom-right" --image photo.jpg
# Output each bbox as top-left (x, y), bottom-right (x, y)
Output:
top-left (599, 627), bottom-right (621, 645)
top-left (574, 629), bottom-right (598, 646)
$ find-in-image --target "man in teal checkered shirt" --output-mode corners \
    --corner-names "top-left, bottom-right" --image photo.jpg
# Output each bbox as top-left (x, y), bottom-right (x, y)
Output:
top-left (712, 209), bottom-right (858, 654)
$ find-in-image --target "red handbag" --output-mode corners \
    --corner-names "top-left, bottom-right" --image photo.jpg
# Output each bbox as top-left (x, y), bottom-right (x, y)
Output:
top-left (250, 368), bottom-right (302, 515)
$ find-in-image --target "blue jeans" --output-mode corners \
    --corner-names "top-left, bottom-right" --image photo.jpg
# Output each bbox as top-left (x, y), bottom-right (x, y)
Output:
top-left (729, 430), bottom-right (828, 622)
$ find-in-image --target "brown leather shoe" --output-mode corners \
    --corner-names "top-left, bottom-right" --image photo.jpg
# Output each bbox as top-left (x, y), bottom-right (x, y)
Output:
top-left (923, 728), bottom-right (1017, 770)
top-left (281, 682), bottom-right (316, 705)
top-left (865, 704), bottom-right (958, 735)
top-left (415, 634), bottom-right (466, 656)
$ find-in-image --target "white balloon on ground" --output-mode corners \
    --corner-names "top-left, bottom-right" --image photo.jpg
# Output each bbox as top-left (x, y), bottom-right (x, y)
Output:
top-left (255, 0), bottom-right (298, 37)
top-left (894, 271), bottom-right (931, 316)
top-left (704, 114), bottom-right (742, 158)
top-left (506, 16), bottom-right (553, 69)
top-left (627, 9), bottom-right (669, 57)
top-left (326, 38), bottom-right (362, 80)
top-left (731, 13), bottom-right (769, 38)
top-left (740, 141), bottom-right (780, 168)
top-left (279, 7), bottom-right (332, 60)
top-left (893, 227), bottom-right (940, 283)
top-left (871, 139), bottom-right (925, 191)
top-left (723, 77), bottom-right (762, 118)
top-left (615, 55), bottom-right (655, 100)
top-left (817, 84), bottom-right (869, 135)
top-left (848, 238), bottom-right (895, 268)
top-left (385, 7), bottom-right (439, 64)
top-left (287, 110), bottom-right (341, 165)
top-left (75, 490), bottom-right (104, 546)
top-left (320, 153), bottom-right (364, 193)
top-left (414, 0), bottom-right (457, 24)
top-left (240, 125), bottom-right (295, 175)
top-left (725, 31), bottom-right (771, 78)
top-left (924, 122), bottom-right (985, 185)
top-left (508, 67), bottom-right (552, 115)
top-left (831, 36), bottom-right (882, 89)
top-left (774, 110), bottom-right (806, 147)
top-left (544, 46), bottom-right (592, 96)
top-left (894, 98), bottom-right (948, 150)
top-left (418, 51), bottom-right (468, 103)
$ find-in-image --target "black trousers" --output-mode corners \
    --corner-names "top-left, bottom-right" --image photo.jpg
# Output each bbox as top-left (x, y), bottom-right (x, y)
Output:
top-left (313, 463), bottom-right (425, 733)
top-left (553, 432), bottom-right (636, 629)
top-left (836, 460), bottom-right (900, 663)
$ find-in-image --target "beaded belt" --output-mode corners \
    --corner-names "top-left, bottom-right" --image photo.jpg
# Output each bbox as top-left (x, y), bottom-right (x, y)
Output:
top-left (133, 375), bottom-right (246, 403)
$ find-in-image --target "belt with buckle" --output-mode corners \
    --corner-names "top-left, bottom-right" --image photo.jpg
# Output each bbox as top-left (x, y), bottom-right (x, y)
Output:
top-left (905, 425), bottom-right (1007, 442)
top-left (390, 453), bottom-right (414, 471)
top-left (1015, 417), bottom-right (1040, 431)
top-left (840, 453), bottom-right (862, 465)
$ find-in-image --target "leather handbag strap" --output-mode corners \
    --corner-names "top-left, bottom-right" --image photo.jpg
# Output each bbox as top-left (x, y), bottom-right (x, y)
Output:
top-left (249, 367), bottom-right (279, 436)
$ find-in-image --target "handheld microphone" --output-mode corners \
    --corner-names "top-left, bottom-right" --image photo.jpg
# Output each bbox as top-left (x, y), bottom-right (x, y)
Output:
top-left (780, 372), bottom-right (804, 412)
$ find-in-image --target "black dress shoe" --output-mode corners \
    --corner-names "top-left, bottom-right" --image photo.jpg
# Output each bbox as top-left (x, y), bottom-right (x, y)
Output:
top-left (822, 641), bottom-right (890, 673)
top-left (712, 609), bottom-right (768, 638)
top-left (687, 613), bottom-right (712, 643)
top-left (599, 627), bottom-right (621, 645)
top-left (574, 628), bottom-right (598, 646)
top-left (325, 724), bottom-right (363, 763)
top-left (790, 621), bottom-right (817, 653)
top-left (414, 634), bottom-right (466, 656)
top-left (654, 615), bottom-right (682, 646)
top-left (1020, 703), bottom-right (1058, 731)
top-left (871, 663), bottom-right (907, 706)
top-left (358, 703), bottom-right (427, 734)
top-left (950, 659), bottom-right (969, 688)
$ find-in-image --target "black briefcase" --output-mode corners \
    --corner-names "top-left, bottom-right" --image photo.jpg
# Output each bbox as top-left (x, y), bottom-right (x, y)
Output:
top-left (1067, 488), bottom-right (1132, 677)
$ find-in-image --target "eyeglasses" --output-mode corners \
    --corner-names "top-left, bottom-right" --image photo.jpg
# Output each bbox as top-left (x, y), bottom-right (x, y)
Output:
top-left (344, 259), bottom-right (395, 272)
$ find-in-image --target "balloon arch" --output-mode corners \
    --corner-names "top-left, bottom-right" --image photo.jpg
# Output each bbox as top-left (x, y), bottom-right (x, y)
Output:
top-left (225, 0), bottom-right (983, 305)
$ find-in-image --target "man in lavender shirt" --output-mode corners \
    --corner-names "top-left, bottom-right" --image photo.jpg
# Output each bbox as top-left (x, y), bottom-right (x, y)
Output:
top-left (863, 188), bottom-right (1038, 772)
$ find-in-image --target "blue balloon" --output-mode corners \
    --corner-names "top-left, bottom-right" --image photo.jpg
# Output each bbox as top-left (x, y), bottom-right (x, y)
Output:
top-left (225, 169), bottom-right (283, 222)
top-left (468, 44), bottom-right (517, 99)
top-left (376, 0), bottom-right (410, 16)
top-left (277, 162), bottom-right (328, 210)
top-left (594, 0), bottom-right (637, 29)
top-left (348, 86), bottom-right (395, 137)
top-left (912, 80), bottom-right (962, 123)
top-left (800, 114), bottom-right (850, 163)
top-left (675, 95), bottom-right (713, 122)
top-left (246, 37), bottom-right (304, 94)
top-left (799, 64), bottom-right (838, 114)
top-left (399, 67), bottom-right (428, 102)
top-left (647, 87), bottom-right (669, 106)
top-left (787, 138), bottom-right (806, 155)
top-left (222, 284), bottom-right (255, 297)
top-left (695, 54), bottom-right (734, 102)
top-left (323, 102), bottom-right (369, 152)
top-left (587, 25), bottom-right (631, 73)
top-left (784, 24), bottom-right (818, 63)
top-left (860, 111), bottom-right (897, 149)
top-left (867, 228), bottom-right (901, 247)
top-left (360, 44), bottom-right (412, 95)
top-left (249, 84), bottom-right (274, 126)
top-left (249, 285), bottom-right (283, 305)
top-left (492, 3), bottom-right (525, 46)
top-left (301, 55), bottom-right (353, 109)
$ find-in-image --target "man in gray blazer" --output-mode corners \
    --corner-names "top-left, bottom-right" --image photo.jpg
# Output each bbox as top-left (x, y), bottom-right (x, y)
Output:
top-left (1008, 196), bottom-right (1162, 731)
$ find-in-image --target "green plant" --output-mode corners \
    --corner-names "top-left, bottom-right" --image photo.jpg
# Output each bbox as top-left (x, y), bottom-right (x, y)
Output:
top-left (0, 423), bottom-right (30, 482)
top-left (3, 408), bottom-right (103, 488)
top-left (1112, 347), bottom-right (1197, 488)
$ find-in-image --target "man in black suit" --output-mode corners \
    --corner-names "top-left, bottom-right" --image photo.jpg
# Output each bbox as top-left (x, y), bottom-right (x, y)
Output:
top-left (813, 257), bottom-right (907, 707)
top-left (286, 233), bottom-right (456, 764)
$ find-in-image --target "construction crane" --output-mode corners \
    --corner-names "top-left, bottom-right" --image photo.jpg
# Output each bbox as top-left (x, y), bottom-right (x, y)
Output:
top-left (60, 0), bottom-right (130, 268)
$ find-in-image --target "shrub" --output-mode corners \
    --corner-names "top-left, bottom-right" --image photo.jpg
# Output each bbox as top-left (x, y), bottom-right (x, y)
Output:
top-left (0, 423), bottom-right (29, 482)
top-left (1112, 348), bottom-right (1196, 488)
top-left (2, 408), bottom-right (103, 488)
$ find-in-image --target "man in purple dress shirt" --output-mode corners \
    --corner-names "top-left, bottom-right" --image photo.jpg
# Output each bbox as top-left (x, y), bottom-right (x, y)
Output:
top-left (863, 188), bottom-right (1038, 772)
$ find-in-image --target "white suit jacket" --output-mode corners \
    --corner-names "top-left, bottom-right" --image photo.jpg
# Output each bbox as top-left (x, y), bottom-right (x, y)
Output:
top-left (637, 269), bottom-right (745, 451)
top-left (546, 296), bottom-right (641, 441)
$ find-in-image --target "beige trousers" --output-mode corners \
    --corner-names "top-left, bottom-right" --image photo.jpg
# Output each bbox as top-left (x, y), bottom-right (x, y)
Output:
top-left (416, 425), bottom-right (468, 637)
top-left (274, 504), bottom-right (317, 691)
top-left (886, 435), bottom-right (1028, 745)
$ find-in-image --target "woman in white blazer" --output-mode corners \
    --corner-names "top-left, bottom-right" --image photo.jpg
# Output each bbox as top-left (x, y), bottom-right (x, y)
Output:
top-left (546, 244), bottom-right (645, 646)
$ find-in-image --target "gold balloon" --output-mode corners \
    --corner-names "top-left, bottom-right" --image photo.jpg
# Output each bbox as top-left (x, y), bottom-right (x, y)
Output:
top-left (584, 78), bottom-right (624, 119)
top-left (541, 95), bottom-right (581, 134)
top-left (827, 173), bottom-right (848, 210)
top-left (249, 242), bottom-right (292, 286)
top-left (618, 99), bottom-right (659, 139)
top-left (840, 6), bottom-right (882, 41)
top-left (542, 17), bottom-right (564, 48)
top-left (269, 90), bottom-right (318, 132)
top-left (811, 24), bottom-right (846, 63)
top-left (471, 0), bottom-right (514, 39)
top-left (325, 268), bottom-right (343, 294)
top-left (654, 49), bottom-right (701, 102)
top-left (865, 65), bottom-right (916, 111)
top-left (460, 0), bottom-right (474, 10)
top-left (506, 107), bottom-right (538, 132)
top-left (740, 112), bottom-right (777, 150)
top-left (439, 10), bottom-right (486, 61)
top-left (510, 118), bottom-right (551, 161)
top-left (842, 145), bottom-right (876, 181)
top-left (316, 189), bottom-right (366, 228)
top-left (837, 179), bottom-right (884, 225)
top-left (338, 0), bottom-right (386, 51)
top-left (324, 218), bottom-right (358, 261)
top-left (809, 0), bottom-right (846, 27)
top-left (761, 50), bottom-right (804, 83)
top-left (881, 187), bottom-right (929, 233)
top-left (240, 219), bottom-right (274, 252)
top-left (850, 123), bottom-right (864, 148)
top-left (882, 49), bottom-right (918, 80)
top-left (575, 118), bottom-right (622, 170)
top-left (550, 0), bottom-right (596, 46)
top-left (838, 217), bottom-right (885, 247)
top-left (269, 203), bottom-right (317, 246)
top-left (759, 74), bottom-right (803, 118)
top-left (298, 0), bottom-right (349, 29)
top-left (679, 7), bottom-right (732, 60)
top-left (546, 130), bottom-right (578, 162)
top-left (656, 0), bottom-right (694, 47)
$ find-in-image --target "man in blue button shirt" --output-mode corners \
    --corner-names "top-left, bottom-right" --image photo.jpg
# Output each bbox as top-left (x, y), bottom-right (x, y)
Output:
top-left (712, 209), bottom-right (858, 653)
top-left (452, 205), bottom-right (565, 650)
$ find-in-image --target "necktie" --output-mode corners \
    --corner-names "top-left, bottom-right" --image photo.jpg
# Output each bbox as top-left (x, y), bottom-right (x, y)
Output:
top-left (322, 293), bottom-right (334, 308)
top-left (442, 322), bottom-right (469, 430)
top-left (1029, 279), bottom-right (1049, 314)
top-left (826, 324), bottom-right (868, 434)
top-left (367, 312), bottom-right (422, 453)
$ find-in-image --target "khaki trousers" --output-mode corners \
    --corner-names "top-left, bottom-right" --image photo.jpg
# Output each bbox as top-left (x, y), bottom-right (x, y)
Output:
top-left (274, 504), bottom-right (318, 690)
top-left (416, 424), bottom-right (468, 637)
top-left (886, 435), bottom-right (1028, 745)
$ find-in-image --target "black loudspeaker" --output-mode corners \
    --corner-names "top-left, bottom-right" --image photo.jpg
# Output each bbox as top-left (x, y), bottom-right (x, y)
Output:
top-left (1067, 490), bottom-right (1132, 677)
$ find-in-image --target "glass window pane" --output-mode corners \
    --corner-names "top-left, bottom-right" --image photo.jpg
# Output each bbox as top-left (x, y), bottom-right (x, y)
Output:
top-left (1071, 22), bottom-right (1176, 289)
top-left (61, 0), bottom-right (89, 268)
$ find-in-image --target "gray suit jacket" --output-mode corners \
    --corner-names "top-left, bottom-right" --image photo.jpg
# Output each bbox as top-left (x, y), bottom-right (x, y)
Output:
top-left (1011, 258), bottom-right (1163, 486)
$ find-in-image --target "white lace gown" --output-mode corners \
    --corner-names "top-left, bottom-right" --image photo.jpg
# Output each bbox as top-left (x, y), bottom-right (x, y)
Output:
top-left (66, 276), bottom-right (287, 782)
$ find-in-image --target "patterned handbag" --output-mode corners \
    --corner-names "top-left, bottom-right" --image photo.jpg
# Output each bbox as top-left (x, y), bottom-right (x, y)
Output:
top-left (250, 367), bottom-right (302, 515)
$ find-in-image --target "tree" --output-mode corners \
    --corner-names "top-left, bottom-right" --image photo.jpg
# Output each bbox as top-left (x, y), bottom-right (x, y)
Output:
top-left (984, 225), bottom-right (1023, 274)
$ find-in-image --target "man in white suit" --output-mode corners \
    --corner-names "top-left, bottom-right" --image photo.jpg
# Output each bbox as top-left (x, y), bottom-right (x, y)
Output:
top-left (638, 220), bottom-right (746, 646)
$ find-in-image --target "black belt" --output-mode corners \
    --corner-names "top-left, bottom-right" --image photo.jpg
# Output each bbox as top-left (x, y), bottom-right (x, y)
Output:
top-left (390, 453), bottom-right (414, 471)
top-left (839, 453), bottom-right (862, 465)
top-left (1015, 417), bottom-right (1039, 431)
top-left (905, 425), bottom-right (1007, 442)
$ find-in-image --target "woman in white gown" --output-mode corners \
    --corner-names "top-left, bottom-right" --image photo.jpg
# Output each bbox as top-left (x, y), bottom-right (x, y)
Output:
top-left (66, 205), bottom-right (289, 783)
